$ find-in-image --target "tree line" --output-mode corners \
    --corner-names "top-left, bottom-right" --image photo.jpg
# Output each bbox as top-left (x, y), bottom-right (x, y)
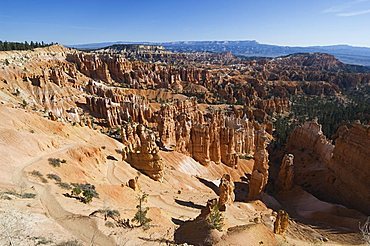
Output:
top-left (273, 85), bottom-right (370, 147)
top-left (0, 40), bottom-right (56, 51)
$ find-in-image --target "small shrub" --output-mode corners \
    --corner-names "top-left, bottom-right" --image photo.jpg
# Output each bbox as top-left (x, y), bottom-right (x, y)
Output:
top-left (48, 158), bottom-right (66, 167)
top-left (55, 240), bottom-right (83, 246)
top-left (206, 204), bottom-right (224, 231)
top-left (91, 208), bottom-right (120, 220)
top-left (72, 187), bottom-right (82, 196)
top-left (132, 193), bottom-right (152, 229)
top-left (239, 154), bottom-right (254, 160)
top-left (57, 182), bottom-right (71, 190)
top-left (30, 170), bottom-right (47, 183)
top-left (21, 192), bottom-right (37, 199)
top-left (101, 209), bottom-right (120, 219)
top-left (30, 170), bottom-right (43, 177)
top-left (82, 189), bottom-right (95, 203)
top-left (65, 183), bottom-right (99, 204)
top-left (47, 173), bottom-right (62, 182)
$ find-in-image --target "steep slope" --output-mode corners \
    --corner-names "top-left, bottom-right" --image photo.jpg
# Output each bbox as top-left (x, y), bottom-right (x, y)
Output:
top-left (286, 121), bottom-right (370, 215)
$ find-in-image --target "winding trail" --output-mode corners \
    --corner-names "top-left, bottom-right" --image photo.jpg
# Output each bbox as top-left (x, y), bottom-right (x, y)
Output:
top-left (14, 143), bottom-right (116, 246)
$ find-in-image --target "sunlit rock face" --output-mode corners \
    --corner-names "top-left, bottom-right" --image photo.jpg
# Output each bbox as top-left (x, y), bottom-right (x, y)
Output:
top-left (286, 121), bottom-right (370, 215)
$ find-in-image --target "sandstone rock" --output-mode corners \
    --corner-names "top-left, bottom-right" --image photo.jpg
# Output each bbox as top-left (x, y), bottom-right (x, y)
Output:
top-left (127, 176), bottom-right (140, 191)
top-left (48, 111), bottom-right (57, 121)
top-left (330, 123), bottom-right (370, 215)
top-left (286, 121), bottom-right (370, 215)
top-left (274, 210), bottom-right (289, 235)
top-left (155, 99), bottom-right (260, 168)
top-left (174, 198), bottom-right (223, 246)
top-left (248, 130), bottom-right (271, 200)
top-left (286, 120), bottom-right (334, 164)
top-left (85, 82), bottom-right (152, 127)
top-left (86, 117), bottom-right (92, 129)
top-left (276, 154), bottom-right (294, 192)
top-left (218, 174), bottom-right (235, 210)
top-left (122, 123), bottom-right (164, 181)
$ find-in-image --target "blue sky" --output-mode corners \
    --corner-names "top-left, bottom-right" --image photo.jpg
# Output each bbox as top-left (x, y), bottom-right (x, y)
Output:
top-left (0, 0), bottom-right (369, 47)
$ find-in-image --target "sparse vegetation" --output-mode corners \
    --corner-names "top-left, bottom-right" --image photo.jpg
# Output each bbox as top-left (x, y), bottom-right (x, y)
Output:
top-left (90, 208), bottom-right (120, 220)
top-left (46, 173), bottom-right (62, 182)
top-left (206, 204), bottom-right (224, 231)
top-left (30, 170), bottom-right (43, 177)
top-left (56, 182), bottom-right (72, 190)
top-left (22, 192), bottom-right (37, 199)
top-left (63, 183), bottom-right (99, 204)
top-left (30, 170), bottom-right (48, 183)
top-left (132, 193), bottom-right (152, 229)
top-left (48, 158), bottom-right (67, 167)
top-left (102, 209), bottom-right (120, 220)
top-left (45, 173), bottom-right (71, 190)
top-left (55, 239), bottom-right (83, 246)
top-left (239, 154), bottom-right (254, 160)
top-left (89, 207), bottom-right (132, 228)
top-left (0, 190), bottom-right (36, 199)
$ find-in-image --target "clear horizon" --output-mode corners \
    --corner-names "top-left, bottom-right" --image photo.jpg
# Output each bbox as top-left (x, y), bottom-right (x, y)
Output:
top-left (1, 0), bottom-right (370, 48)
top-left (69, 40), bottom-right (370, 48)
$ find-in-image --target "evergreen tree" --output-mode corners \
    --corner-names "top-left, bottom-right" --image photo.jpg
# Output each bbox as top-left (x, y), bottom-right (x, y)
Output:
top-left (0, 40), bottom-right (53, 51)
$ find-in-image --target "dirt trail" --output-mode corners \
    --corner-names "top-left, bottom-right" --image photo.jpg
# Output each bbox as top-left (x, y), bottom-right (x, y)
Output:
top-left (15, 143), bottom-right (116, 246)
top-left (12, 143), bottom-right (75, 185)
top-left (39, 186), bottom-right (115, 246)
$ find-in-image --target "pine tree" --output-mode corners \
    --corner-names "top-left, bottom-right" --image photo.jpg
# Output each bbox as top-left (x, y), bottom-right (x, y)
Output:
top-left (132, 193), bottom-right (152, 229)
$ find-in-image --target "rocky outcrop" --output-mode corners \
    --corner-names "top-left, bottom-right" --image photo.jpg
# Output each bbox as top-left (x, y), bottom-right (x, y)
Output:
top-left (85, 81), bottom-right (152, 127)
top-left (276, 154), bottom-right (294, 192)
top-left (84, 80), bottom-right (265, 169)
top-left (218, 174), bottom-right (235, 210)
top-left (274, 210), bottom-right (289, 235)
top-left (174, 199), bottom-right (223, 246)
top-left (286, 121), bottom-right (370, 215)
top-left (157, 101), bottom-right (259, 168)
top-left (286, 120), bottom-right (334, 164)
top-left (248, 130), bottom-right (271, 200)
top-left (127, 177), bottom-right (140, 191)
top-left (121, 123), bottom-right (164, 181)
top-left (330, 123), bottom-right (370, 215)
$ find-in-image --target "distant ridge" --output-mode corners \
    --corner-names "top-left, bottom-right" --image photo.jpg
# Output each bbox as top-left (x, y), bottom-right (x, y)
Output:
top-left (67, 41), bottom-right (152, 50)
top-left (68, 40), bottom-right (370, 66)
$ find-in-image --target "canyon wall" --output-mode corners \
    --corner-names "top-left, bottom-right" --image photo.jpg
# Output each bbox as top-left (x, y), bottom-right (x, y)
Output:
top-left (286, 121), bottom-right (370, 215)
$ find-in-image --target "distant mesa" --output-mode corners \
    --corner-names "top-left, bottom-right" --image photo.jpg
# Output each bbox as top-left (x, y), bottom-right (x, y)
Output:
top-left (68, 40), bottom-right (370, 66)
